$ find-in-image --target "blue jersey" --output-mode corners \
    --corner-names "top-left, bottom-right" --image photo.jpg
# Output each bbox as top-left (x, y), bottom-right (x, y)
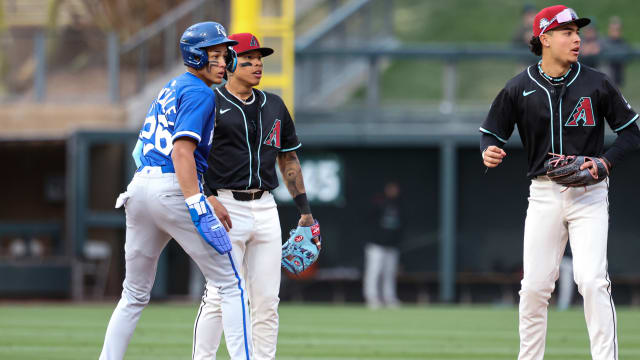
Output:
top-left (137, 72), bottom-right (216, 174)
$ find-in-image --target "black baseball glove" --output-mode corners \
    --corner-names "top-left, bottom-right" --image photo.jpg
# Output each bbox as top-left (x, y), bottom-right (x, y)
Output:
top-left (545, 153), bottom-right (609, 187)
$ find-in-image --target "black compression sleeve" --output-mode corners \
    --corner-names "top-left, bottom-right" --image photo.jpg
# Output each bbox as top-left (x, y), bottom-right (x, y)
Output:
top-left (480, 133), bottom-right (505, 154)
top-left (293, 193), bottom-right (312, 215)
top-left (603, 122), bottom-right (640, 168)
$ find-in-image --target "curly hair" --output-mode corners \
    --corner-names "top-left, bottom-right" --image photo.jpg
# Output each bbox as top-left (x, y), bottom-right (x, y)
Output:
top-left (529, 36), bottom-right (542, 56)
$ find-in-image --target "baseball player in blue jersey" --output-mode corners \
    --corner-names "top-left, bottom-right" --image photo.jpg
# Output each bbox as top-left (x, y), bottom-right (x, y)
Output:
top-left (99, 22), bottom-right (252, 360)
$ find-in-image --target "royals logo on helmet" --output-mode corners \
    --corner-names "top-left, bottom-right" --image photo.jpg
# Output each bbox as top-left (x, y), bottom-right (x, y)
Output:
top-left (216, 23), bottom-right (227, 36)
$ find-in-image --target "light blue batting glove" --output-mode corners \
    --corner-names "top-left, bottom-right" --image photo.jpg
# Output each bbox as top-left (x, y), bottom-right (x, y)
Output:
top-left (185, 193), bottom-right (232, 254)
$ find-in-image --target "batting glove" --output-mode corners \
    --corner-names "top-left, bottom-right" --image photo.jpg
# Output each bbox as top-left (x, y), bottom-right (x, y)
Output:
top-left (185, 193), bottom-right (232, 254)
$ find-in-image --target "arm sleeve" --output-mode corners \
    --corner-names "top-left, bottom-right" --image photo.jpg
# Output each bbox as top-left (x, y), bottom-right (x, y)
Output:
top-left (480, 133), bottom-right (505, 153)
top-left (172, 90), bottom-right (215, 143)
top-left (479, 87), bottom-right (516, 154)
top-left (602, 121), bottom-right (640, 168)
top-left (279, 100), bottom-right (301, 152)
top-left (602, 75), bottom-right (639, 132)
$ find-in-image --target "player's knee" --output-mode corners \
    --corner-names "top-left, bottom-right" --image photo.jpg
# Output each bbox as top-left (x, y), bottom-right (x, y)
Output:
top-left (251, 293), bottom-right (280, 316)
top-left (122, 282), bottom-right (151, 306)
top-left (519, 281), bottom-right (554, 301)
top-left (576, 276), bottom-right (609, 297)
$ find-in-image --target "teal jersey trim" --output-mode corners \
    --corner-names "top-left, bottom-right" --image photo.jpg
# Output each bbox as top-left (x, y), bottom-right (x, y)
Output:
top-left (281, 143), bottom-right (302, 152)
top-left (559, 98), bottom-right (563, 154)
top-left (215, 88), bottom-right (253, 190)
top-left (259, 89), bottom-right (267, 107)
top-left (257, 110), bottom-right (263, 188)
top-left (559, 63), bottom-right (581, 154)
top-left (256, 89), bottom-right (268, 189)
top-left (614, 113), bottom-right (639, 132)
top-left (479, 127), bottom-right (507, 143)
top-left (566, 62), bottom-right (581, 87)
top-left (527, 66), bottom-right (555, 153)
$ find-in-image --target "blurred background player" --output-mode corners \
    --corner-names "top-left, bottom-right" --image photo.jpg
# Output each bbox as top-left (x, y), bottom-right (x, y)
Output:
top-left (363, 181), bottom-right (403, 309)
top-left (480, 5), bottom-right (640, 359)
top-left (511, 3), bottom-right (537, 49)
top-left (604, 16), bottom-right (629, 86)
top-left (192, 32), bottom-right (318, 360)
top-left (100, 22), bottom-right (252, 360)
top-left (557, 246), bottom-right (575, 311)
top-left (579, 22), bottom-right (601, 69)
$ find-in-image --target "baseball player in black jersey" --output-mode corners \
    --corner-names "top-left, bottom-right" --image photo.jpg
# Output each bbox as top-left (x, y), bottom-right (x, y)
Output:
top-left (480, 5), bottom-right (640, 360)
top-left (191, 33), bottom-right (317, 360)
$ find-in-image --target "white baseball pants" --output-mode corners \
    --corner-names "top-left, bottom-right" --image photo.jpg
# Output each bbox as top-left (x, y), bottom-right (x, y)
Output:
top-left (193, 190), bottom-right (282, 360)
top-left (518, 177), bottom-right (617, 360)
top-left (99, 169), bottom-right (252, 360)
top-left (363, 243), bottom-right (400, 307)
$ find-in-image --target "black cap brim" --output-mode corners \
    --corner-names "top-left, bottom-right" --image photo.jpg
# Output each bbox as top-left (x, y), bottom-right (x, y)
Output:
top-left (238, 47), bottom-right (274, 57)
top-left (574, 18), bottom-right (591, 28)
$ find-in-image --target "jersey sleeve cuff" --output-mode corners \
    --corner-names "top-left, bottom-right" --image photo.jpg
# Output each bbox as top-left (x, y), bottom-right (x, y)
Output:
top-left (172, 131), bottom-right (201, 143)
top-left (479, 127), bottom-right (508, 143)
top-left (280, 143), bottom-right (302, 152)
top-left (613, 114), bottom-right (639, 132)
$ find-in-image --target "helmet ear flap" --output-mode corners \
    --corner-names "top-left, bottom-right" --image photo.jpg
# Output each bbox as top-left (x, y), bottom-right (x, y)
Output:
top-left (181, 45), bottom-right (208, 69)
top-left (194, 46), bottom-right (208, 69)
top-left (226, 48), bottom-right (237, 73)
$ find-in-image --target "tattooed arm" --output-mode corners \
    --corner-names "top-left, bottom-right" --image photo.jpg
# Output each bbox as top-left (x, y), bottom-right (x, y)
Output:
top-left (277, 151), bottom-right (314, 226)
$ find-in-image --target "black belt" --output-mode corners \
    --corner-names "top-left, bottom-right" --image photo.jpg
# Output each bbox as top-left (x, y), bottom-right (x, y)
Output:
top-left (212, 189), bottom-right (266, 201)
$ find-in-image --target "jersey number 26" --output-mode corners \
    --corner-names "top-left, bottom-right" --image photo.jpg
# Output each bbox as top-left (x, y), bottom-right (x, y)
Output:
top-left (140, 113), bottom-right (173, 156)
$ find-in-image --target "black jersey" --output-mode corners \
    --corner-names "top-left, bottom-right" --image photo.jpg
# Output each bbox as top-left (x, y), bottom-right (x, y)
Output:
top-left (205, 86), bottom-right (301, 191)
top-left (480, 62), bottom-right (638, 178)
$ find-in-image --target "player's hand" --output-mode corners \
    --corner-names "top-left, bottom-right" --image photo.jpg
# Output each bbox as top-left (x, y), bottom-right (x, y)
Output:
top-left (298, 214), bottom-right (320, 250)
top-left (299, 214), bottom-right (314, 226)
top-left (580, 156), bottom-right (609, 178)
top-left (207, 195), bottom-right (232, 231)
top-left (483, 146), bottom-right (507, 168)
top-left (186, 194), bottom-right (232, 254)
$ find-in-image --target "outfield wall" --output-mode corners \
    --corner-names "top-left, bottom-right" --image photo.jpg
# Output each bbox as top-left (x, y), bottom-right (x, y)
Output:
top-left (1, 138), bottom-right (640, 302)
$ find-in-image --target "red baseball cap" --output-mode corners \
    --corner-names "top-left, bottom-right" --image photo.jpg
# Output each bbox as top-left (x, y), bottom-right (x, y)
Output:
top-left (533, 5), bottom-right (590, 37)
top-left (228, 33), bottom-right (274, 57)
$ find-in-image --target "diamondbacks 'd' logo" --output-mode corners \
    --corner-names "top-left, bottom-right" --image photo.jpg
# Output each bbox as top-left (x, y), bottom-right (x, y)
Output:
top-left (264, 119), bottom-right (281, 148)
top-left (250, 36), bottom-right (258, 47)
top-left (565, 97), bottom-right (595, 127)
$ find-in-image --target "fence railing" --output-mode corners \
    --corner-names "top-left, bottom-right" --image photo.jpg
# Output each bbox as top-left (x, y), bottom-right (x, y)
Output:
top-left (294, 0), bottom-right (396, 108)
top-left (0, 0), bottom-right (226, 104)
top-left (3, 28), bottom-right (640, 109)
top-left (295, 44), bottom-right (640, 112)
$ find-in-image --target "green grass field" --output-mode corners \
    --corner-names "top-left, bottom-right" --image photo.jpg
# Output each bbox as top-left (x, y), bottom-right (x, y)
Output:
top-left (1, 303), bottom-right (639, 359)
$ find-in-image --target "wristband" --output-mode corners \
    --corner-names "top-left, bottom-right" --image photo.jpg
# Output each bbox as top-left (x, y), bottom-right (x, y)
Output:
top-left (293, 193), bottom-right (312, 215)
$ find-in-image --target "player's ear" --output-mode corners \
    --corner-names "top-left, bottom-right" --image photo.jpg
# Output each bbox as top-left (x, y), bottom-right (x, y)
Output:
top-left (541, 33), bottom-right (551, 47)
